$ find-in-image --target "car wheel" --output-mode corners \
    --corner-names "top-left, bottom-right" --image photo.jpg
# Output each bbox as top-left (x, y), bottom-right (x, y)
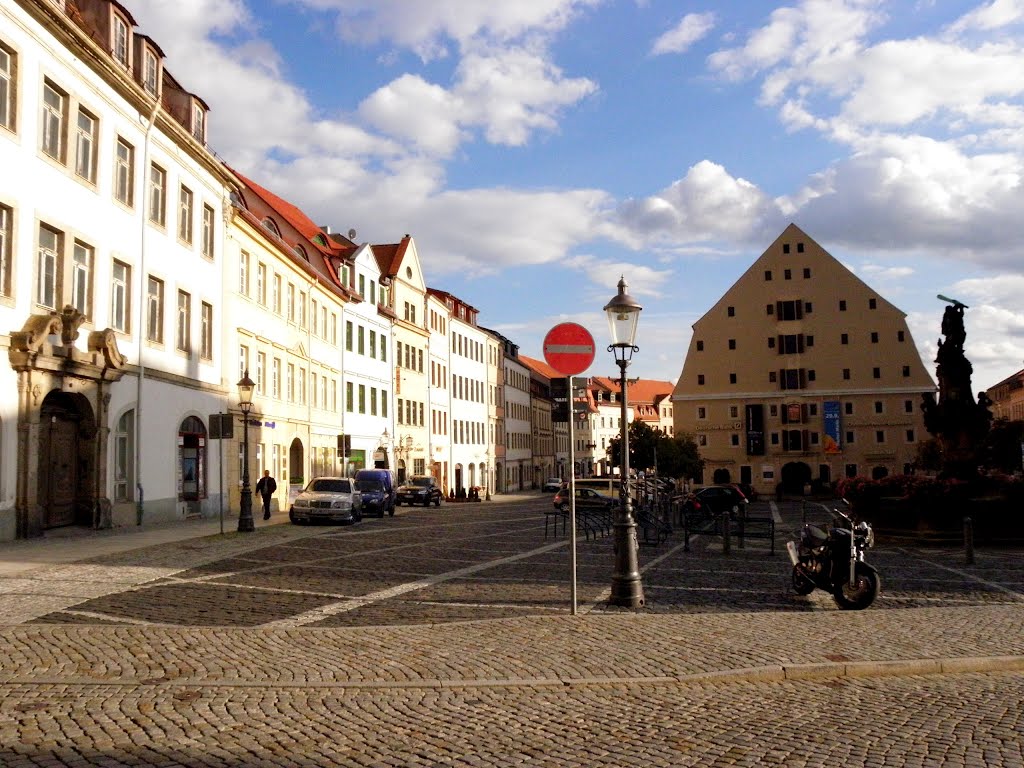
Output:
top-left (434, 496), bottom-right (441, 507)
top-left (354, 509), bottom-right (362, 523)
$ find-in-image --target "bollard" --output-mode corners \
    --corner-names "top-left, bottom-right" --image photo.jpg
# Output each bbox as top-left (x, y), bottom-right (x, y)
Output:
top-left (963, 516), bottom-right (975, 565)
top-left (722, 513), bottom-right (731, 555)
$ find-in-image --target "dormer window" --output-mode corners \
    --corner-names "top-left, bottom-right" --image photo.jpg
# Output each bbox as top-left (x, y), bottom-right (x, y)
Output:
top-left (261, 217), bottom-right (280, 236)
top-left (313, 234), bottom-right (327, 246)
top-left (143, 48), bottom-right (159, 97)
top-left (294, 245), bottom-right (307, 260)
top-left (191, 100), bottom-right (206, 143)
top-left (112, 14), bottom-right (130, 68)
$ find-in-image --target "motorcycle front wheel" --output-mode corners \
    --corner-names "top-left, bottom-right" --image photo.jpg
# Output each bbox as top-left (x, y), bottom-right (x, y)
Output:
top-left (792, 565), bottom-right (815, 595)
top-left (832, 562), bottom-right (880, 610)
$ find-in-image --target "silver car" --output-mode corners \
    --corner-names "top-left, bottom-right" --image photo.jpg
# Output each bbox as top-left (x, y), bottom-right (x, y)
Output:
top-left (289, 477), bottom-right (362, 525)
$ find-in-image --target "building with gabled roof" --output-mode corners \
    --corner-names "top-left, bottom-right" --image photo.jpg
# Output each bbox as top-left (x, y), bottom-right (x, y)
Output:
top-left (519, 355), bottom-right (558, 485)
top-left (672, 224), bottom-right (935, 495)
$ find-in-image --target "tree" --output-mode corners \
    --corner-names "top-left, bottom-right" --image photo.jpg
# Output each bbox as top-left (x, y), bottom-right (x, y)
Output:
top-left (982, 418), bottom-right (1024, 473)
top-left (608, 421), bottom-right (704, 480)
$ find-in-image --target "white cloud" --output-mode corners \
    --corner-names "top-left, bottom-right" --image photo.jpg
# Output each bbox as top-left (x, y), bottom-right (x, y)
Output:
top-left (616, 160), bottom-right (784, 245)
top-left (359, 75), bottom-right (465, 156)
top-left (651, 12), bottom-right (716, 56)
top-left (290, 0), bottom-right (601, 60)
top-left (948, 0), bottom-right (1024, 34)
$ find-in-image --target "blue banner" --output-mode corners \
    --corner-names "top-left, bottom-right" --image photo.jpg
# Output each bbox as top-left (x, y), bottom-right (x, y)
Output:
top-left (823, 400), bottom-right (841, 454)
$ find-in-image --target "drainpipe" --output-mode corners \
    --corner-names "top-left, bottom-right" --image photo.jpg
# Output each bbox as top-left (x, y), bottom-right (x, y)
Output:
top-left (134, 97), bottom-right (160, 525)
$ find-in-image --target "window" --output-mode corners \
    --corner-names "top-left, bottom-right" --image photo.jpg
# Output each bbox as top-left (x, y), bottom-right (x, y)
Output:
top-left (287, 364), bottom-right (294, 402)
top-left (697, 374), bottom-right (705, 385)
top-left (783, 243), bottom-right (790, 254)
top-left (148, 163), bottom-right (166, 225)
top-left (36, 224), bottom-right (60, 309)
top-left (114, 137), bottom-right (134, 206)
top-left (346, 382), bottom-right (354, 413)
top-left (728, 339), bottom-right (736, 350)
top-left (803, 268), bottom-right (811, 278)
top-left (71, 241), bottom-right (93, 317)
top-left (359, 274), bottom-right (365, 297)
top-left (176, 289), bottom-right (191, 352)
top-left (905, 400), bottom-right (914, 413)
top-left (902, 365), bottom-right (911, 377)
top-left (114, 410), bottom-right (134, 502)
top-left (256, 263), bottom-right (267, 305)
top-left (200, 302), bottom-right (212, 360)
top-left (346, 321), bottom-right (353, 352)
top-left (797, 242), bottom-right (804, 253)
top-left (898, 330), bottom-right (905, 342)
top-left (839, 300), bottom-right (846, 311)
top-left (201, 204), bottom-right (215, 258)
top-left (873, 367), bottom-right (881, 379)
top-left (906, 429), bottom-right (915, 443)
top-left (110, 260), bottom-right (130, 332)
top-left (697, 407), bottom-right (706, 419)
top-left (843, 368), bottom-right (850, 380)
top-left (256, 352), bottom-right (266, 395)
top-left (272, 274), bottom-right (281, 314)
top-left (766, 304), bottom-right (774, 316)
top-left (778, 300), bottom-right (802, 321)
top-left (0, 204), bottom-right (11, 297)
top-left (0, 44), bottom-right (14, 131)
top-left (875, 430), bottom-right (885, 444)
top-left (239, 251), bottom-right (249, 295)
top-left (74, 108), bottom-right (97, 182)
top-left (178, 185), bottom-right (193, 243)
top-left (764, 270), bottom-right (772, 280)
top-left (286, 283), bottom-right (294, 321)
top-left (298, 290), bottom-right (306, 327)
top-left (238, 345), bottom-right (249, 381)
top-left (310, 298), bottom-right (318, 336)
top-left (869, 298), bottom-right (877, 309)
top-left (112, 14), bottom-right (130, 67)
top-left (727, 306), bottom-right (735, 317)
top-left (191, 101), bottom-right (206, 143)
top-left (845, 402), bottom-right (854, 415)
top-left (143, 48), bottom-right (159, 97)
top-left (358, 326), bottom-right (365, 355)
top-left (729, 373), bottom-right (737, 384)
top-left (841, 333), bottom-right (848, 345)
top-left (784, 268), bottom-right (791, 280)
top-left (696, 340), bottom-right (704, 351)
top-left (874, 401), bottom-right (883, 414)
top-left (146, 276), bottom-right (164, 343)
top-left (41, 80), bottom-right (67, 161)
top-left (271, 358), bottom-right (280, 398)
top-left (780, 334), bottom-right (803, 355)
top-left (870, 331), bottom-right (879, 343)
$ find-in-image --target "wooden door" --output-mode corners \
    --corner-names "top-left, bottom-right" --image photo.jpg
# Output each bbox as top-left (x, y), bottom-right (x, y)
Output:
top-left (45, 418), bottom-right (79, 528)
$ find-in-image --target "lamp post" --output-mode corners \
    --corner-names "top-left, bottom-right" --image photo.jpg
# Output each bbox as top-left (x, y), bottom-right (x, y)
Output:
top-left (237, 369), bottom-right (256, 533)
top-left (381, 428), bottom-right (392, 469)
top-left (604, 276), bottom-right (644, 607)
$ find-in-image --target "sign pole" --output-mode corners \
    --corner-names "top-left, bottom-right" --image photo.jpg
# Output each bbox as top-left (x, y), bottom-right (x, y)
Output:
top-left (219, 414), bottom-right (225, 535)
top-left (568, 377), bottom-right (577, 615)
top-left (543, 324), bottom-right (595, 616)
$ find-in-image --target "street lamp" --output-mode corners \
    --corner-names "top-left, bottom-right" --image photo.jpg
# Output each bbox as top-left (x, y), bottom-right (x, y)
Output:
top-left (604, 276), bottom-right (644, 607)
top-left (237, 369), bottom-right (256, 533)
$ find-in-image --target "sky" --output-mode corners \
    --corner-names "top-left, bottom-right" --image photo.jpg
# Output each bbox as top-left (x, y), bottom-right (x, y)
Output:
top-left (121, 0), bottom-right (1024, 392)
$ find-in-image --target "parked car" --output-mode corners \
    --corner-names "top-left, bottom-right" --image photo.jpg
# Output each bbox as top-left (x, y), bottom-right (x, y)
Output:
top-left (396, 475), bottom-right (443, 507)
top-left (689, 485), bottom-right (749, 518)
top-left (289, 477), bottom-right (362, 525)
top-left (542, 477), bottom-right (563, 492)
top-left (354, 468), bottom-right (397, 517)
top-left (553, 486), bottom-right (617, 514)
top-left (731, 482), bottom-right (759, 503)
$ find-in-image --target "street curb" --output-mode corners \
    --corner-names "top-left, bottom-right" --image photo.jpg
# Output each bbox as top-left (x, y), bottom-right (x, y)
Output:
top-left (3, 656), bottom-right (1021, 691)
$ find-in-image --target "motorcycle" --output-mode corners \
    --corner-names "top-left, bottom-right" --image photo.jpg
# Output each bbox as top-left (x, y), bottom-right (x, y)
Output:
top-left (787, 500), bottom-right (880, 610)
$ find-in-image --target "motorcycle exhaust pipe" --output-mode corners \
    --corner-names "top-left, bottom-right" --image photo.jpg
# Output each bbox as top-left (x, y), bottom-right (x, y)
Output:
top-left (786, 540), bottom-right (799, 566)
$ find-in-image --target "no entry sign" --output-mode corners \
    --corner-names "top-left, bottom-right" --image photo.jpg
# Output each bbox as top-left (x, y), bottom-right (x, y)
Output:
top-left (543, 322), bottom-right (596, 376)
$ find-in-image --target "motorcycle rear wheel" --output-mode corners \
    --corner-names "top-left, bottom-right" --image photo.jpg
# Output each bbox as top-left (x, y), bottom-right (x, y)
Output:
top-left (832, 562), bottom-right (880, 610)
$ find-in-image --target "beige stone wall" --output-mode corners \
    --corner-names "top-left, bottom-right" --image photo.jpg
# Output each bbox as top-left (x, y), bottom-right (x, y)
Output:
top-left (673, 225), bottom-right (936, 495)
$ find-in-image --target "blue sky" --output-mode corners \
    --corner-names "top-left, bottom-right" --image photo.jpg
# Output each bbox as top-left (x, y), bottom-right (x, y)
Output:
top-left (122, 0), bottom-right (1024, 390)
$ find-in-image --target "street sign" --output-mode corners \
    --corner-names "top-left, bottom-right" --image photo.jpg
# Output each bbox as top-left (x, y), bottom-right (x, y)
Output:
top-left (543, 323), bottom-right (595, 376)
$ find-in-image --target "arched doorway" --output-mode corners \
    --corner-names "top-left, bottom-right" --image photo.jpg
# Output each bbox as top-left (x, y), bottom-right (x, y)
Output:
top-left (38, 391), bottom-right (96, 529)
top-left (178, 416), bottom-right (207, 513)
top-left (289, 437), bottom-right (304, 486)
top-left (712, 467), bottom-right (731, 484)
top-left (781, 461), bottom-right (812, 493)
top-left (454, 463), bottom-right (464, 495)
top-left (871, 465), bottom-right (889, 480)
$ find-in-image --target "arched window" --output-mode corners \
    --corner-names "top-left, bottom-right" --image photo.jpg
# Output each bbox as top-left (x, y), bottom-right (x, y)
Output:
top-left (178, 416), bottom-right (207, 501)
top-left (262, 217), bottom-right (281, 236)
top-left (294, 244), bottom-right (308, 260)
top-left (313, 234), bottom-right (328, 246)
top-left (114, 410), bottom-right (134, 501)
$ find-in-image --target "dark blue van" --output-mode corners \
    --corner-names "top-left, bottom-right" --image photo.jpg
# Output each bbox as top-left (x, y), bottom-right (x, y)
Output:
top-left (354, 469), bottom-right (397, 517)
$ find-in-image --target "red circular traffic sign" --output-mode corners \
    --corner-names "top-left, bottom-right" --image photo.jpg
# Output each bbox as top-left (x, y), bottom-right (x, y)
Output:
top-left (543, 322), bottom-right (596, 376)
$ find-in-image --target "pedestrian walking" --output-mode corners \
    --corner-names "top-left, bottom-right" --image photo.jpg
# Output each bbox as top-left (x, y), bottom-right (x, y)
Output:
top-left (255, 470), bottom-right (277, 520)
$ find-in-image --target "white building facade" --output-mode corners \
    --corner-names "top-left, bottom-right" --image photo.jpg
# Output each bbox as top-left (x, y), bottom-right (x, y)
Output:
top-left (1, 0), bottom-right (237, 539)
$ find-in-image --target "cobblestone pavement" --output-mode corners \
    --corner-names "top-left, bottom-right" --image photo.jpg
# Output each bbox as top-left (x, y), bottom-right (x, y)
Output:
top-left (0, 496), bottom-right (1021, 766)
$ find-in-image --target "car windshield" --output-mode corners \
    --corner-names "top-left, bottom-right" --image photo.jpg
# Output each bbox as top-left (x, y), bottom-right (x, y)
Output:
top-left (409, 478), bottom-right (432, 488)
top-left (308, 479), bottom-right (351, 494)
top-left (356, 480), bottom-right (382, 492)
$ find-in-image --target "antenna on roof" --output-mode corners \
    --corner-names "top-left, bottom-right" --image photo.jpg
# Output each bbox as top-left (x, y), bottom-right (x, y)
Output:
top-left (348, 228), bottom-right (357, 241)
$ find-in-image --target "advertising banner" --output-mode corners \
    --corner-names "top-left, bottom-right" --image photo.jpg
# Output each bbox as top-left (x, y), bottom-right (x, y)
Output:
top-left (823, 400), bottom-right (842, 454)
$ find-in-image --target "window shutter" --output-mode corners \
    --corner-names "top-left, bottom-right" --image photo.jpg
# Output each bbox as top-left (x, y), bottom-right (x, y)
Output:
top-left (796, 301), bottom-right (804, 320)
top-left (777, 335), bottom-right (784, 355)
top-left (799, 368), bottom-right (807, 389)
top-left (776, 300), bottom-right (783, 318)
top-left (798, 335), bottom-right (805, 353)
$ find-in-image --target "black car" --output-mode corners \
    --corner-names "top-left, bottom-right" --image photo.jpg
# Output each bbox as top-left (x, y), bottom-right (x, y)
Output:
top-left (396, 476), bottom-right (443, 507)
top-left (689, 485), bottom-right (749, 517)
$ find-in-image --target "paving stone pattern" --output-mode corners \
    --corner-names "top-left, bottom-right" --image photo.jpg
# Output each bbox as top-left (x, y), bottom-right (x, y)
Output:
top-left (0, 497), bottom-right (1021, 766)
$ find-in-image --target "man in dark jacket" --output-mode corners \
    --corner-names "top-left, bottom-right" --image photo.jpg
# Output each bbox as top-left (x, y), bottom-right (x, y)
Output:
top-left (255, 470), bottom-right (277, 520)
